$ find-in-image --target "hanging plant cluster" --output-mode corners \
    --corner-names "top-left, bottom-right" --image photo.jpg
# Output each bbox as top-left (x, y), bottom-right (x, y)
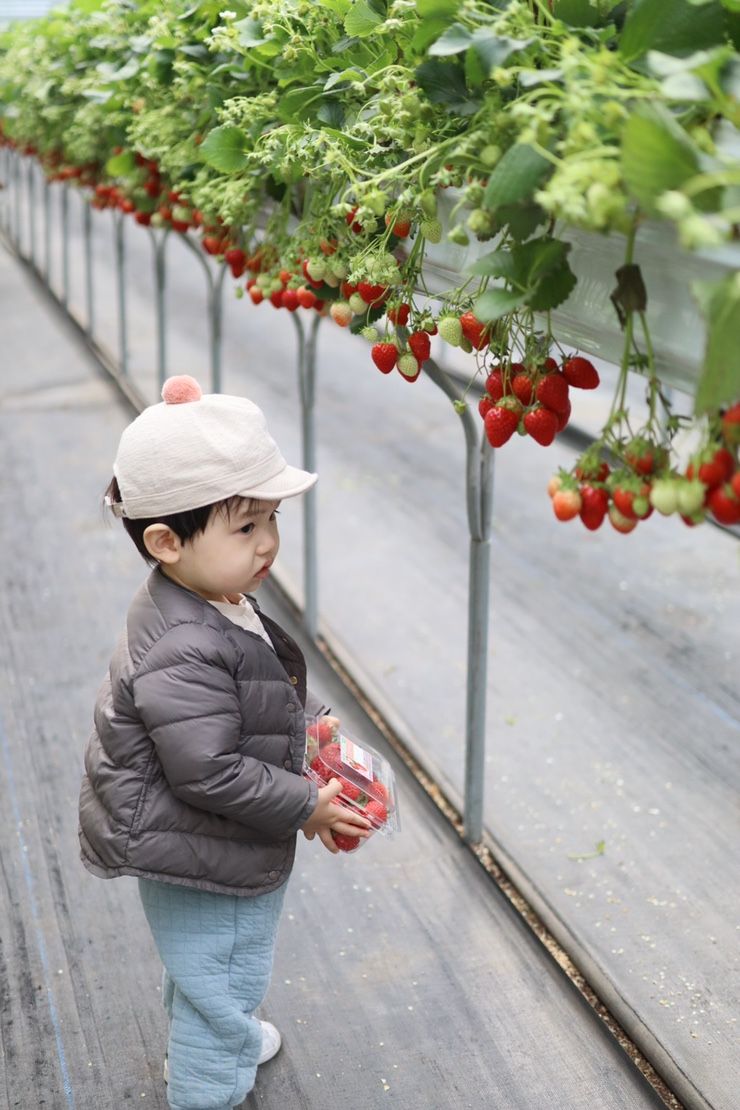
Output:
top-left (1, 0), bottom-right (739, 536)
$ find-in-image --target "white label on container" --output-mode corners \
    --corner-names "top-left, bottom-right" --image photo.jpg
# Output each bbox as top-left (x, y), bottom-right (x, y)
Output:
top-left (339, 736), bottom-right (373, 782)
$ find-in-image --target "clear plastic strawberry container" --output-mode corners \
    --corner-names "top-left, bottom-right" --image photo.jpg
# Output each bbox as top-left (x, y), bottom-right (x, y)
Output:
top-left (304, 716), bottom-right (400, 851)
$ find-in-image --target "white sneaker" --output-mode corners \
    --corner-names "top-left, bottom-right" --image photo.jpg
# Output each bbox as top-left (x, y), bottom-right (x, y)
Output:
top-left (257, 1019), bottom-right (282, 1065)
top-left (163, 1020), bottom-right (281, 1083)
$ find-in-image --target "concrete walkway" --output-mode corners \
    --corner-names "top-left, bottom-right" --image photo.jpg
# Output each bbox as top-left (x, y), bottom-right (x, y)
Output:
top-left (0, 244), bottom-right (673, 1108)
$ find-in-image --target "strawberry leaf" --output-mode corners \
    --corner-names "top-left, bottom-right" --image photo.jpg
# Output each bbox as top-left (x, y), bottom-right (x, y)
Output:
top-left (474, 288), bottom-right (528, 322)
top-left (484, 143), bottom-right (553, 208)
top-left (198, 125), bottom-right (249, 173)
top-left (692, 273), bottom-right (740, 413)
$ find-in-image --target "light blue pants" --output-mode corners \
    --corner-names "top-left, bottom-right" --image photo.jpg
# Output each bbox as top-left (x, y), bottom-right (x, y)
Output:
top-left (138, 878), bottom-right (286, 1110)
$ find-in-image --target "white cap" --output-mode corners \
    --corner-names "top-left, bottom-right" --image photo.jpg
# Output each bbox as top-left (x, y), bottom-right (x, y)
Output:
top-left (111, 375), bottom-right (317, 519)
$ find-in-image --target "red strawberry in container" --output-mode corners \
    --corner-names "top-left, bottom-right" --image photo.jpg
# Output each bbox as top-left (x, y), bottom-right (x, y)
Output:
top-left (303, 716), bottom-right (401, 852)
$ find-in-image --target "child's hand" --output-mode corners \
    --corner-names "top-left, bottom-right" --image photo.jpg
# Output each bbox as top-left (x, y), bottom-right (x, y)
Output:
top-left (302, 778), bottom-right (372, 854)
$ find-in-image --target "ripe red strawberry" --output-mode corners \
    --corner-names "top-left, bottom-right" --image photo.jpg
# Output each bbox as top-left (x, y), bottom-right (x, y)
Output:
top-left (201, 235), bottom-right (223, 256)
top-left (707, 484), bottom-right (740, 525)
top-left (523, 406), bottom-right (558, 446)
top-left (511, 372), bottom-right (534, 406)
top-left (484, 369), bottom-right (504, 402)
top-left (364, 798), bottom-right (388, 827)
top-left (371, 343), bottom-right (398, 374)
top-left (332, 832), bottom-right (361, 852)
top-left (579, 485), bottom-right (609, 531)
top-left (307, 720), bottom-right (335, 744)
top-left (358, 281), bottom-right (387, 305)
top-left (535, 372), bottom-right (570, 414)
top-left (281, 288), bottom-right (299, 312)
top-left (340, 280), bottom-right (357, 299)
top-left (552, 488), bottom-right (581, 521)
top-left (371, 780), bottom-right (389, 803)
top-left (134, 210), bottom-right (152, 226)
top-left (336, 775), bottom-right (362, 802)
top-left (224, 247), bottom-right (246, 269)
top-left (721, 402), bottom-right (740, 446)
top-left (248, 286), bottom-right (264, 305)
top-left (296, 285), bottom-right (318, 309)
top-left (459, 311), bottom-right (489, 350)
top-left (387, 303), bottom-right (410, 326)
top-left (624, 438), bottom-right (667, 476)
top-left (345, 206), bottom-right (363, 233)
top-left (479, 397), bottom-right (494, 419)
top-left (612, 483), bottom-right (652, 520)
top-left (562, 356), bottom-right (600, 389)
top-left (269, 289), bottom-right (284, 308)
top-left (407, 331), bottom-right (431, 362)
top-left (555, 398), bottom-right (571, 432)
top-left (318, 741), bottom-right (342, 775)
top-left (732, 471), bottom-right (740, 499)
top-left (385, 211), bottom-right (412, 238)
top-left (484, 405), bottom-right (519, 448)
top-left (575, 459), bottom-right (610, 483)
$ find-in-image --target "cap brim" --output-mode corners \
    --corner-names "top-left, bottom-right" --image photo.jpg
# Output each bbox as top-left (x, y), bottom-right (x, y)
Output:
top-left (237, 464), bottom-right (318, 501)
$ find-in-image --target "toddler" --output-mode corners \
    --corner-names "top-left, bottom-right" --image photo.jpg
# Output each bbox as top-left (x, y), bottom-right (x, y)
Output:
top-left (78, 375), bottom-right (370, 1110)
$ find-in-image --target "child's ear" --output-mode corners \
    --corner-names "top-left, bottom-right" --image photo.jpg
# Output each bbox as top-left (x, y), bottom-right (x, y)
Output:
top-left (143, 524), bottom-right (182, 564)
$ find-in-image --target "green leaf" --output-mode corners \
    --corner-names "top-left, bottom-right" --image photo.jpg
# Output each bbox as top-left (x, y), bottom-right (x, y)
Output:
top-left (474, 288), bottom-right (528, 322)
top-left (198, 125), bottom-right (250, 173)
top-left (470, 29), bottom-right (534, 74)
top-left (469, 249), bottom-right (520, 282)
top-left (484, 143), bottom-right (552, 208)
top-left (527, 259), bottom-right (577, 311)
top-left (428, 23), bottom-right (472, 55)
top-left (344, 0), bottom-right (384, 37)
top-left (621, 104), bottom-right (700, 210)
top-left (620, 0), bottom-right (726, 61)
top-left (105, 150), bottom-right (136, 176)
top-left (234, 17), bottom-right (267, 47)
top-left (411, 16), bottom-right (452, 52)
top-left (316, 0), bottom-right (352, 14)
top-left (416, 0), bottom-right (461, 14)
top-left (518, 68), bottom-right (563, 87)
top-left (552, 0), bottom-right (618, 26)
top-left (497, 202), bottom-right (547, 241)
top-left (415, 58), bottom-right (470, 107)
top-left (692, 274), bottom-right (740, 413)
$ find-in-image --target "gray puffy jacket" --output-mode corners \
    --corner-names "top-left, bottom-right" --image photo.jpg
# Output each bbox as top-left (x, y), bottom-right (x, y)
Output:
top-left (79, 568), bottom-right (319, 896)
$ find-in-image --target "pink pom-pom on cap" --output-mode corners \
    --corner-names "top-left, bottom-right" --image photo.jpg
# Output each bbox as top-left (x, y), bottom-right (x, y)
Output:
top-left (161, 375), bottom-right (203, 404)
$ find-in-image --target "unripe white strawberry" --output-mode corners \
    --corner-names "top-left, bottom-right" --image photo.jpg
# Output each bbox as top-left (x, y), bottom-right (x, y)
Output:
top-left (438, 316), bottom-right (463, 346)
top-left (348, 292), bottom-right (367, 314)
top-left (397, 352), bottom-right (421, 379)
top-left (305, 257), bottom-right (326, 282)
top-left (420, 218), bottom-right (442, 244)
top-left (330, 301), bottom-right (353, 327)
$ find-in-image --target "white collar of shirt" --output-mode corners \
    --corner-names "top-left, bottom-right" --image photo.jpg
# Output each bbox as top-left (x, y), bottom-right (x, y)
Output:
top-left (208, 595), bottom-right (275, 651)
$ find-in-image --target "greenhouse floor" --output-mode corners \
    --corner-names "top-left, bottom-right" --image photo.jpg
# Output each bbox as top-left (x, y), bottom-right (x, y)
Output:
top-left (0, 212), bottom-right (737, 1110)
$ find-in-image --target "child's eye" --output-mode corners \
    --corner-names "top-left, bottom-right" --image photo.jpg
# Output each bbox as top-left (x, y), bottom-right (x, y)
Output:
top-left (240, 523), bottom-right (255, 535)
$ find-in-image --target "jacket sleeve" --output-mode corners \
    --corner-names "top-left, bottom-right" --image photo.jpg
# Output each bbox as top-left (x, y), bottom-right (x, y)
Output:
top-left (132, 624), bottom-right (316, 837)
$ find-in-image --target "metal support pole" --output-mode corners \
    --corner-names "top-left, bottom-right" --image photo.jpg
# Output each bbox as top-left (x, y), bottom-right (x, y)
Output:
top-left (149, 228), bottom-right (170, 390)
top-left (27, 160), bottom-right (37, 269)
top-left (424, 357), bottom-right (495, 844)
top-left (60, 184), bottom-right (70, 309)
top-left (113, 210), bottom-right (128, 376)
top-left (208, 263), bottom-right (227, 393)
top-left (43, 176), bottom-right (52, 283)
top-left (82, 198), bottom-right (94, 337)
top-left (291, 312), bottom-right (321, 640)
top-left (178, 234), bottom-right (226, 392)
top-left (12, 152), bottom-right (22, 251)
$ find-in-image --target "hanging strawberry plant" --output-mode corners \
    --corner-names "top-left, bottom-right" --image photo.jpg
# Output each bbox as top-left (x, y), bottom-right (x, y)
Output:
top-left (1, 0), bottom-right (739, 532)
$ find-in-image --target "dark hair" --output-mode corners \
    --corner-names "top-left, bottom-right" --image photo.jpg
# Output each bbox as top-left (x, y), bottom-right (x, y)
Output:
top-left (104, 477), bottom-right (261, 565)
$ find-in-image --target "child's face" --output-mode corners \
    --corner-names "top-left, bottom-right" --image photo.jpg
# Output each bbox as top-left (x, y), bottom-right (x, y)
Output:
top-left (167, 499), bottom-right (280, 601)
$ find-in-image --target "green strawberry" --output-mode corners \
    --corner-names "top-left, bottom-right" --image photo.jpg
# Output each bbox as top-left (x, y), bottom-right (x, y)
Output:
top-left (677, 479), bottom-right (707, 516)
top-left (438, 316), bottom-right (463, 346)
top-left (420, 218), bottom-right (442, 243)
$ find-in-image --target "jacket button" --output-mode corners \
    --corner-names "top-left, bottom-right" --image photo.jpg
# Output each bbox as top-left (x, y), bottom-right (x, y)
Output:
top-left (284, 759), bottom-right (292, 769)
top-left (289, 675), bottom-right (298, 685)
